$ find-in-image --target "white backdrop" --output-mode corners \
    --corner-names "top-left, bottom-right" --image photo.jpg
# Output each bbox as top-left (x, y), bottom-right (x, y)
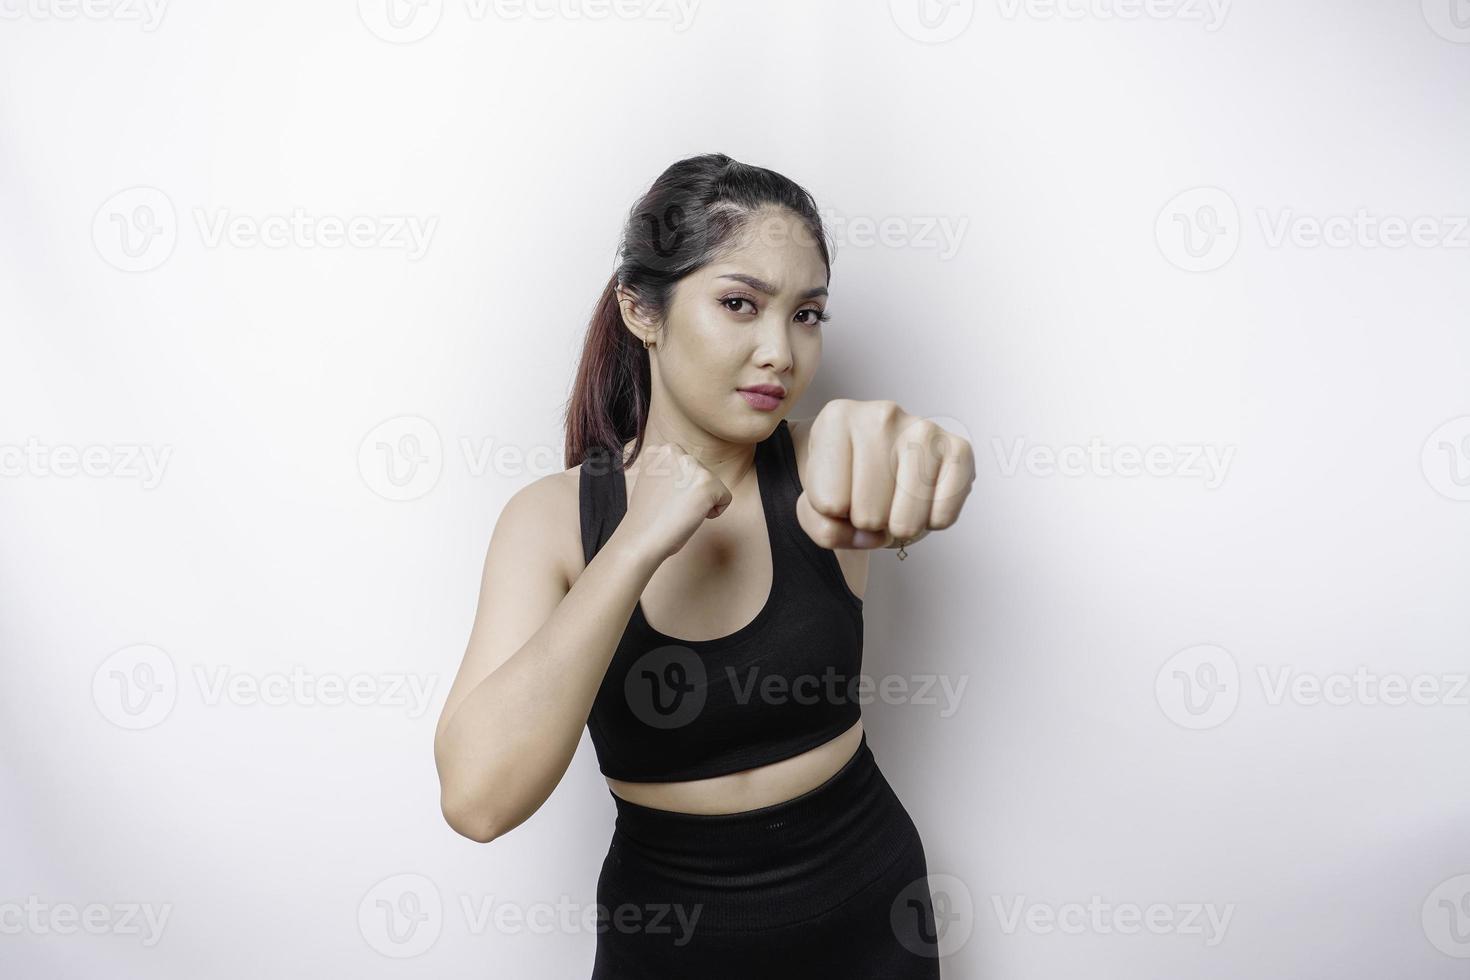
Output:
top-left (3, 1), bottom-right (1469, 977)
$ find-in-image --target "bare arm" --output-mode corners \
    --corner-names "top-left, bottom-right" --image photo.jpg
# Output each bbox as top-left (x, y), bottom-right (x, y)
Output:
top-left (432, 475), bottom-right (658, 843)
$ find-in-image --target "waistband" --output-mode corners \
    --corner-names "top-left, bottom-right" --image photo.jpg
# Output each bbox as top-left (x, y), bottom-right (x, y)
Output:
top-left (601, 732), bottom-right (920, 932)
top-left (607, 733), bottom-right (904, 869)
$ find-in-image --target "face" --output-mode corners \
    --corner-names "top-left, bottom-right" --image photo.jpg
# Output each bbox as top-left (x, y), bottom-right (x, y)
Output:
top-left (619, 207), bottom-right (830, 444)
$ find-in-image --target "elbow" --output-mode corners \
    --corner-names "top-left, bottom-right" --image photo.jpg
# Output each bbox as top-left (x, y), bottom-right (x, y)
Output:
top-left (440, 787), bottom-right (504, 844)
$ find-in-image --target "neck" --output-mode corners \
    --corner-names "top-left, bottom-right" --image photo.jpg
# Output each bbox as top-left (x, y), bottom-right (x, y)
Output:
top-left (624, 412), bottom-right (762, 493)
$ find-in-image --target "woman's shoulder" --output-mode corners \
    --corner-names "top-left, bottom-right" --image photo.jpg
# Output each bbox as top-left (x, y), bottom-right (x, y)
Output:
top-left (494, 464), bottom-right (587, 592)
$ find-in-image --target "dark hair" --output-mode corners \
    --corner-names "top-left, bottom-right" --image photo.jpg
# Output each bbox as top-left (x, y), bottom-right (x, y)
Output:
top-left (562, 153), bottom-right (833, 470)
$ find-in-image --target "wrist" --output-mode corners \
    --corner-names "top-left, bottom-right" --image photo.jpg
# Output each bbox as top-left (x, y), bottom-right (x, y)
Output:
top-left (602, 526), bottom-right (664, 579)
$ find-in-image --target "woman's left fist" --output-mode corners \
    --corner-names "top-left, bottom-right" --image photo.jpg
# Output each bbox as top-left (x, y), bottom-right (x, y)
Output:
top-left (795, 400), bottom-right (974, 551)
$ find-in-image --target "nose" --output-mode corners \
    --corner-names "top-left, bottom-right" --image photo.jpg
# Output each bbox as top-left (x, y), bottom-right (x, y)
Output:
top-left (753, 315), bottom-right (793, 374)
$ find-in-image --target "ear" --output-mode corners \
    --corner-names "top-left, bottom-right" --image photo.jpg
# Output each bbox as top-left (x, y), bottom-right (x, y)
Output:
top-left (614, 285), bottom-right (659, 346)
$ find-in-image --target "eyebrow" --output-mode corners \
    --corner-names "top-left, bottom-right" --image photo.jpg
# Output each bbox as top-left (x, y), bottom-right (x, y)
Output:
top-left (716, 273), bottom-right (828, 301)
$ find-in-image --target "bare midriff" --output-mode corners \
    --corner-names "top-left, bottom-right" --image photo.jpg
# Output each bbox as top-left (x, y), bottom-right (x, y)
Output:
top-left (603, 718), bottom-right (865, 815)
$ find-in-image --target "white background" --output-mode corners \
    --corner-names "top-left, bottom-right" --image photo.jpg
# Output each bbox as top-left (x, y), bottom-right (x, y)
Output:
top-left (3, 1), bottom-right (1469, 977)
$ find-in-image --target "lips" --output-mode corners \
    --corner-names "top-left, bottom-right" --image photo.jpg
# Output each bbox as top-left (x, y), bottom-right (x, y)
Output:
top-left (737, 385), bottom-right (785, 412)
top-left (737, 384), bottom-right (787, 399)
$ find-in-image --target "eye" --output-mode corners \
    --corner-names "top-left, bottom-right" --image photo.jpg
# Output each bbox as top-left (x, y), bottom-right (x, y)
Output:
top-left (720, 295), bottom-right (830, 326)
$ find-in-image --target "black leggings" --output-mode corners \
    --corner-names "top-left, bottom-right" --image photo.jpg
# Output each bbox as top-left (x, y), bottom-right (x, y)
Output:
top-left (591, 733), bottom-right (943, 978)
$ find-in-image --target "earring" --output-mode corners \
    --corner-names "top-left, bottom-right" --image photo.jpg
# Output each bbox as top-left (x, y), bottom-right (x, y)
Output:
top-left (643, 337), bottom-right (654, 350)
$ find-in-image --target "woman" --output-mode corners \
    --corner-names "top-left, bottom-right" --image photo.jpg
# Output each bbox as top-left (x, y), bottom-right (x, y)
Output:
top-left (434, 153), bottom-right (974, 977)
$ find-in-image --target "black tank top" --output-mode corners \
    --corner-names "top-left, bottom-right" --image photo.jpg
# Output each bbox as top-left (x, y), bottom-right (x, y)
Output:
top-left (578, 418), bottom-right (864, 782)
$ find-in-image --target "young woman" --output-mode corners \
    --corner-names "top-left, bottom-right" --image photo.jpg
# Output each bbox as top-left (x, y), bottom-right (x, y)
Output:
top-left (434, 153), bottom-right (974, 977)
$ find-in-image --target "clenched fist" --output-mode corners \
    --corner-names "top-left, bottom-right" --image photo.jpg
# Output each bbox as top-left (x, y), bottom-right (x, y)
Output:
top-left (796, 400), bottom-right (975, 552)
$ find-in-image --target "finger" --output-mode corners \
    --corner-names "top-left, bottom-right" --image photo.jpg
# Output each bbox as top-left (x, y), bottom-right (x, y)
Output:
top-left (803, 414), bottom-right (854, 523)
top-left (930, 434), bottom-right (975, 529)
top-left (707, 479), bottom-right (734, 520)
top-left (890, 425), bottom-right (940, 539)
top-left (796, 493), bottom-right (881, 549)
top-left (848, 429), bottom-right (894, 538)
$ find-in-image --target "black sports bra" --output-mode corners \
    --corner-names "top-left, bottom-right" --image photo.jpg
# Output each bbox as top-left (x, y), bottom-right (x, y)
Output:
top-left (578, 418), bottom-right (865, 782)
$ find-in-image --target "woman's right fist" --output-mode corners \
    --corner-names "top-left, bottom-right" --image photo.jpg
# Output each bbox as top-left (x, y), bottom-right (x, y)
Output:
top-left (619, 442), bottom-right (734, 564)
